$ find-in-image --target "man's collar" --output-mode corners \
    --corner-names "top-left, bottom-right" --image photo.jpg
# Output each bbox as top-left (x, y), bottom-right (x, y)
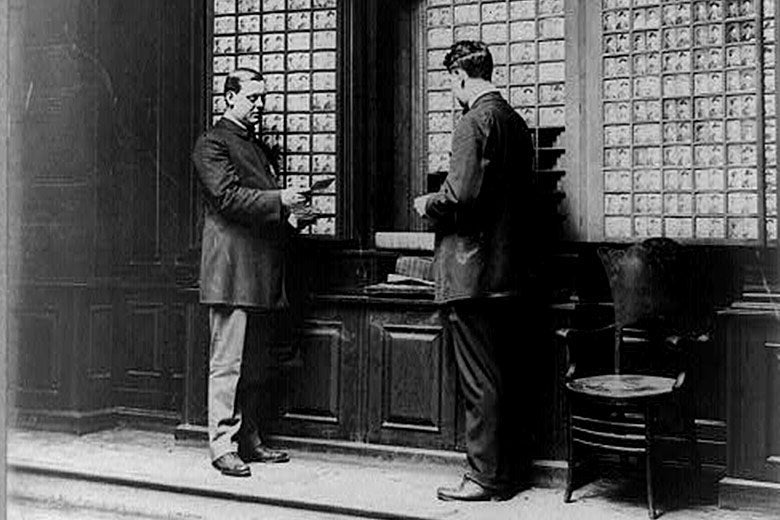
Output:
top-left (467, 86), bottom-right (501, 109)
top-left (218, 115), bottom-right (255, 140)
top-left (221, 112), bottom-right (247, 130)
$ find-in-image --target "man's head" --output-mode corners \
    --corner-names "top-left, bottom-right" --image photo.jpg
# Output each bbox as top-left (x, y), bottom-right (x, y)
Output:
top-left (443, 40), bottom-right (493, 107)
top-left (224, 68), bottom-right (266, 127)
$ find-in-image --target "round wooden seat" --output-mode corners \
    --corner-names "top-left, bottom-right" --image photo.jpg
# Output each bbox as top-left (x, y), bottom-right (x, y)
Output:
top-left (566, 374), bottom-right (676, 399)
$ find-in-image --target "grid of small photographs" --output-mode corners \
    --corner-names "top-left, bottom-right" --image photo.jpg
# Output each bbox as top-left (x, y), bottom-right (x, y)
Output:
top-left (211, 0), bottom-right (339, 236)
top-left (425, 0), bottom-right (566, 175)
top-left (602, 0), bottom-right (777, 241)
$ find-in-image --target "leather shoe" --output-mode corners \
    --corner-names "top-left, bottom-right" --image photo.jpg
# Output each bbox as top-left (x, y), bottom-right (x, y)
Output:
top-left (436, 477), bottom-right (513, 502)
top-left (238, 445), bottom-right (290, 463)
top-left (212, 452), bottom-right (251, 477)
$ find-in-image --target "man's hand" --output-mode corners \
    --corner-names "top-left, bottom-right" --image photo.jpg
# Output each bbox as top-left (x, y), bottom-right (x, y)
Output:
top-left (287, 205), bottom-right (318, 230)
top-left (281, 187), bottom-right (308, 208)
top-left (413, 194), bottom-right (432, 217)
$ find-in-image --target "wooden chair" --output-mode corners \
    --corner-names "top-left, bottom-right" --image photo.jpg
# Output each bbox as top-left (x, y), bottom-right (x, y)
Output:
top-left (558, 238), bottom-right (705, 519)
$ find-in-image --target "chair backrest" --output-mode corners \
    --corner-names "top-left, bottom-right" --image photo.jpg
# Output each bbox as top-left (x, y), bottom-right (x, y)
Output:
top-left (597, 237), bottom-right (686, 374)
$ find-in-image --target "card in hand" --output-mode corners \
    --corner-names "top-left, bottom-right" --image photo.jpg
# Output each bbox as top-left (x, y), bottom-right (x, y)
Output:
top-left (308, 177), bottom-right (335, 192)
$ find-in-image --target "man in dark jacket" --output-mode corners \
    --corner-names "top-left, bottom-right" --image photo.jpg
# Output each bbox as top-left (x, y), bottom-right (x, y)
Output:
top-left (193, 68), bottom-right (311, 477)
top-left (414, 41), bottom-right (535, 501)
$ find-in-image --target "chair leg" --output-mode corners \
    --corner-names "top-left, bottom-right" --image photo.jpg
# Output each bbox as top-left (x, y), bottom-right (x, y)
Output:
top-left (564, 398), bottom-right (575, 503)
top-left (645, 406), bottom-right (659, 519)
top-left (564, 417), bottom-right (574, 502)
top-left (564, 456), bottom-right (574, 502)
top-left (686, 411), bottom-right (701, 503)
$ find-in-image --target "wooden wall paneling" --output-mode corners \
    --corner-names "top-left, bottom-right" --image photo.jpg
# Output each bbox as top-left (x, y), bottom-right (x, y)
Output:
top-left (270, 303), bottom-right (363, 441)
top-left (187, 0), bottom-right (205, 252)
top-left (165, 302), bottom-right (187, 413)
top-left (98, 0), bottom-right (163, 266)
top-left (179, 300), bottom-right (210, 431)
top-left (158, 0), bottom-right (195, 262)
top-left (720, 301), bottom-right (780, 512)
top-left (367, 303), bottom-right (456, 449)
top-left (114, 292), bottom-right (167, 411)
top-left (87, 302), bottom-right (113, 400)
top-left (726, 312), bottom-right (780, 482)
top-left (766, 339), bottom-right (780, 477)
top-left (15, 0), bottom-right (98, 283)
top-left (8, 296), bottom-right (62, 407)
top-left (283, 321), bottom-right (345, 423)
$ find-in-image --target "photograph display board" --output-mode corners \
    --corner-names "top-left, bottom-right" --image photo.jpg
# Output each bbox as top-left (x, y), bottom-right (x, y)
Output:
top-left (424, 0), bottom-right (567, 176)
top-left (600, 0), bottom-right (777, 242)
top-left (210, 0), bottom-right (339, 235)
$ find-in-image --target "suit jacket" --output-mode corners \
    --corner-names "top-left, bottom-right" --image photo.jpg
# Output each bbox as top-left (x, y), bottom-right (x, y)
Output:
top-left (193, 118), bottom-right (289, 309)
top-left (424, 92), bottom-right (535, 304)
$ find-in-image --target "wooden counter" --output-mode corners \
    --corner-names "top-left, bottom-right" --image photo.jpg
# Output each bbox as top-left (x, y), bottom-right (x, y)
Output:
top-left (718, 292), bottom-right (780, 513)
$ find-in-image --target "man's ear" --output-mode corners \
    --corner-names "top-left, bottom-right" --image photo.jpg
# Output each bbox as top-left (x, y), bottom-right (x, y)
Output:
top-left (455, 69), bottom-right (468, 89)
top-left (225, 90), bottom-right (236, 108)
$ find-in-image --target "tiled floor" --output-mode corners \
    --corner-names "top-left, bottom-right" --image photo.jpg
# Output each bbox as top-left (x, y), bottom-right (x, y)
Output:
top-left (7, 428), bottom-right (776, 520)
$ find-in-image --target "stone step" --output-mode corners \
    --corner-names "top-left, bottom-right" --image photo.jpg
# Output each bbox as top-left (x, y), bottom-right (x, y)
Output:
top-left (8, 469), bottom-right (372, 520)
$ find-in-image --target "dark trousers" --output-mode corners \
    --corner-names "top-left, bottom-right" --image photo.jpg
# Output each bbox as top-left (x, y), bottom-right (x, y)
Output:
top-left (446, 299), bottom-right (525, 490)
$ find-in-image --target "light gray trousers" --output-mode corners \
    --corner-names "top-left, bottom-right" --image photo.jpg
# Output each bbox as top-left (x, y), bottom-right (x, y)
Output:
top-left (208, 307), bottom-right (263, 461)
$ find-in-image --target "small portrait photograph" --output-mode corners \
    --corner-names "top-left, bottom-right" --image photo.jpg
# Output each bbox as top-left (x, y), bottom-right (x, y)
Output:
top-left (709, 1), bottom-right (723, 20)
top-left (617, 33), bottom-right (630, 52)
top-left (213, 36), bottom-right (236, 55)
top-left (646, 30), bottom-right (660, 51)
top-left (694, 26), bottom-right (708, 46)
top-left (678, 98), bottom-right (692, 119)
top-left (694, 1), bottom-right (709, 22)
top-left (604, 35), bottom-right (617, 54)
top-left (647, 8), bottom-right (660, 28)
top-left (633, 33), bottom-right (646, 53)
top-left (646, 52), bottom-right (661, 74)
top-left (727, 0), bottom-right (741, 18)
top-left (238, 0), bottom-right (260, 13)
top-left (616, 9), bottom-right (629, 30)
top-left (214, 15), bottom-right (237, 34)
top-left (286, 135), bottom-right (310, 153)
top-left (646, 100), bottom-right (661, 120)
top-left (263, 12), bottom-right (285, 31)
top-left (238, 14), bottom-right (261, 33)
top-left (741, 22), bottom-right (755, 42)
top-left (633, 9), bottom-right (646, 30)
top-left (726, 46), bottom-right (742, 67)
top-left (709, 24), bottom-right (723, 45)
top-left (634, 101), bottom-right (648, 122)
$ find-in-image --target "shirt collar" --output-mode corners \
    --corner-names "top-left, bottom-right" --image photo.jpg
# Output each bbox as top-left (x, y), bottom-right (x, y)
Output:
top-left (467, 86), bottom-right (501, 109)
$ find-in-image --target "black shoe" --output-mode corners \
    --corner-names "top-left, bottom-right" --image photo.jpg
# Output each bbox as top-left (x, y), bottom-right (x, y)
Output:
top-left (238, 445), bottom-right (290, 463)
top-left (436, 477), bottom-right (514, 502)
top-left (212, 452), bottom-right (251, 477)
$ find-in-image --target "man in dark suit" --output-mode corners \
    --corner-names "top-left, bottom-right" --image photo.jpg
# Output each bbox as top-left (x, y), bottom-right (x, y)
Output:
top-left (414, 41), bottom-right (536, 501)
top-left (193, 68), bottom-right (311, 477)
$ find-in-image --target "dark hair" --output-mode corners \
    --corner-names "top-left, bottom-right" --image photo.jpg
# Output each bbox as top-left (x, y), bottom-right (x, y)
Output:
top-left (443, 40), bottom-right (493, 81)
top-left (224, 68), bottom-right (264, 96)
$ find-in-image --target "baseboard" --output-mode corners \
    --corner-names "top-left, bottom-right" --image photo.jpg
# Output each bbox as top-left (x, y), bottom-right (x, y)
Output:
top-left (12, 407), bottom-right (181, 435)
top-left (11, 408), bottom-right (117, 435)
top-left (174, 423), bottom-right (468, 467)
top-left (718, 477), bottom-right (780, 513)
top-left (114, 407), bottom-right (181, 432)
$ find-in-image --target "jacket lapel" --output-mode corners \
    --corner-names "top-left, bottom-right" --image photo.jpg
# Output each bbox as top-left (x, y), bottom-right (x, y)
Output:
top-left (216, 118), bottom-right (279, 188)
